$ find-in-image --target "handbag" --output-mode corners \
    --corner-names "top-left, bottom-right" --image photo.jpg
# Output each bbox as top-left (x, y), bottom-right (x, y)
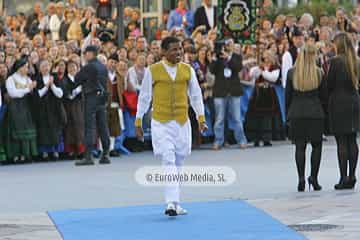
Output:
top-left (122, 90), bottom-right (138, 116)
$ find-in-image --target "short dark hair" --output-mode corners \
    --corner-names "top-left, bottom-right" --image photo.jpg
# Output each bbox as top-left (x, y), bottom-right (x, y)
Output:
top-left (182, 38), bottom-right (195, 47)
top-left (84, 45), bottom-right (99, 55)
top-left (161, 36), bottom-right (180, 50)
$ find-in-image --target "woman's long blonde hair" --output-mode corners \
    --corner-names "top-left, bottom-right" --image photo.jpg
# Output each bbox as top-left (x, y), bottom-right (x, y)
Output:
top-left (293, 44), bottom-right (320, 91)
top-left (333, 32), bottom-right (359, 90)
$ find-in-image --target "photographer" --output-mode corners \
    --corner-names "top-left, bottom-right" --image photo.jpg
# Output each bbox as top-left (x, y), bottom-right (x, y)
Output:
top-left (209, 38), bottom-right (247, 150)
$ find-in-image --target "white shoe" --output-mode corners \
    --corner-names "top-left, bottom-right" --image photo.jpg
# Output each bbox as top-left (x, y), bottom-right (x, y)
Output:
top-left (165, 203), bottom-right (177, 216)
top-left (176, 205), bottom-right (188, 215)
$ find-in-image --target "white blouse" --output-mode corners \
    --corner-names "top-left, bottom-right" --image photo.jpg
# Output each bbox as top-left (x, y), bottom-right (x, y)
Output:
top-left (38, 74), bottom-right (63, 98)
top-left (6, 73), bottom-right (32, 99)
top-left (68, 74), bottom-right (82, 100)
top-left (262, 69), bottom-right (281, 83)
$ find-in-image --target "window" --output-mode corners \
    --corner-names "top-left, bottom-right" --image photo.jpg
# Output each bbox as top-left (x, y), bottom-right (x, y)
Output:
top-left (143, 0), bottom-right (157, 12)
top-left (125, 0), bottom-right (140, 7)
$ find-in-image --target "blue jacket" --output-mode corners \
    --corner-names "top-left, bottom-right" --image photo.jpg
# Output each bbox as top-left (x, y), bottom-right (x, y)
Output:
top-left (167, 9), bottom-right (194, 36)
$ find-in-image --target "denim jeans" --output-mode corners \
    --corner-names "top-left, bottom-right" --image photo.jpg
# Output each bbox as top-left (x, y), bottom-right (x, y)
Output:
top-left (240, 85), bottom-right (254, 123)
top-left (273, 85), bottom-right (286, 124)
top-left (214, 96), bottom-right (247, 146)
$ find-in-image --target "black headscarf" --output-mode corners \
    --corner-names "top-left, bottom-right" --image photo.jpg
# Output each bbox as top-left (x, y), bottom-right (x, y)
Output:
top-left (11, 55), bottom-right (28, 75)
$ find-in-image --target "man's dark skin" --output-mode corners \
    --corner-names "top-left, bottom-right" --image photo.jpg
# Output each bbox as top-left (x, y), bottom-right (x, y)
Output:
top-left (136, 42), bottom-right (208, 140)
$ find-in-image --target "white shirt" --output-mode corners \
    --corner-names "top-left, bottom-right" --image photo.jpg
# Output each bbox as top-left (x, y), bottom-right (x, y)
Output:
top-left (6, 73), bottom-right (32, 98)
top-left (38, 74), bottom-right (63, 98)
top-left (68, 74), bottom-right (82, 100)
top-left (281, 51), bottom-right (294, 88)
top-left (39, 15), bottom-right (50, 31)
top-left (136, 61), bottom-right (205, 121)
top-left (49, 14), bottom-right (62, 41)
top-left (203, 4), bottom-right (215, 29)
top-left (109, 71), bottom-right (116, 83)
top-left (126, 66), bottom-right (145, 92)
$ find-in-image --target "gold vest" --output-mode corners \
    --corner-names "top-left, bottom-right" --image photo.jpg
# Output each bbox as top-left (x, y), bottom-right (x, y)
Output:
top-left (149, 62), bottom-right (191, 125)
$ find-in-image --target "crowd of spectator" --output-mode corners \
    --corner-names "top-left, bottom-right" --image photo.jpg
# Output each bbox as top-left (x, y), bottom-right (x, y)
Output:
top-left (1, 0), bottom-right (360, 164)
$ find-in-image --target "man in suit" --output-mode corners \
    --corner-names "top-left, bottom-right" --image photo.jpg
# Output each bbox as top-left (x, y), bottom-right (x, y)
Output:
top-left (194, 0), bottom-right (217, 33)
top-left (209, 38), bottom-right (247, 150)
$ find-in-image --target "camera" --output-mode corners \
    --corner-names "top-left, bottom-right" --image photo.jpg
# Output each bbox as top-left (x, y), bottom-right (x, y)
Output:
top-left (214, 40), bottom-right (226, 59)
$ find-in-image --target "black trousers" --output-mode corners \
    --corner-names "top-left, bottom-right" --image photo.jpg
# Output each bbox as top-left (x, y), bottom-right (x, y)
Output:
top-left (84, 93), bottom-right (110, 154)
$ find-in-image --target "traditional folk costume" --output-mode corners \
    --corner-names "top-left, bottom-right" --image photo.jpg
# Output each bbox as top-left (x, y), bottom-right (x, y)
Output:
top-left (245, 65), bottom-right (282, 145)
top-left (107, 66), bottom-right (125, 155)
top-left (33, 74), bottom-right (65, 159)
top-left (62, 73), bottom-right (85, 157)
top-left (0, 86), bottom-right (7, 162)
top-left (4, 59), bottom-right (38, 162)
top-left (189, 60), bottom-right (206, 147)
top-left (135, 60), bottom-right (205, 215)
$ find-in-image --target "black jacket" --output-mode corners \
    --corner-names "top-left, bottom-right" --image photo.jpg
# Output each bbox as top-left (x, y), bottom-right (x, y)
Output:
top-left (286, 68), bottom-right (327, 120)
top-left (75, 58), bottom-right (109, 95)
top-left (194, 6), bottom-right (217, 32)
top-left (288, 46), bottom-right (298, 64)
top-left (210, 53), bottom-right (243, 97)
top-left (62, 75), bottom-right (82, 102)
top-left (327, 57), bottom-right (360, 134)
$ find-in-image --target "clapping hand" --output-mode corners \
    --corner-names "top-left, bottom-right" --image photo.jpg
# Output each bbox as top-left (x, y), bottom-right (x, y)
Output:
top-left (46, 76), bottom-right (54, 87)
top-left (28, 81), bottom-right (37, 91)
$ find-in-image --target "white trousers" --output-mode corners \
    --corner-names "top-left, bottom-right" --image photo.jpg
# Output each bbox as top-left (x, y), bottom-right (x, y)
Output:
top-left (151, 119), bottom-right (191, 204)
top-left (161, 153), bottom-right (185, 204)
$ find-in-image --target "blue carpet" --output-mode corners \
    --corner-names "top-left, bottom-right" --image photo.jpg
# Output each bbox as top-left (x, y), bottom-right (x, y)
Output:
top-left (48, 200), bottom-right (307, 240)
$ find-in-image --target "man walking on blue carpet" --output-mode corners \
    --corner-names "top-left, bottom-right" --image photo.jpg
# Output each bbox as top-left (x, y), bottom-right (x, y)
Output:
top-left (135, 36), bottom-right (207, 216)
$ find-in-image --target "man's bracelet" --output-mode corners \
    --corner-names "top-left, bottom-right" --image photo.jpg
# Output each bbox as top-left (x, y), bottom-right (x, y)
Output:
top-left (198, 115), bottom-right (206, 124)
top-left (135, 118), bottom-right (142, 127)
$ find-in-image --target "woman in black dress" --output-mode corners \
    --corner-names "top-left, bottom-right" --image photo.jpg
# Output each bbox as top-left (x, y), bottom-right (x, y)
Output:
top-left (62, 60), bottom-right (85, 159)
top-left (327, 33), bottom-right (360, 190)
top-left (286, 44), bottom-right (327, 192)
top-left (34, 59), bottom-right (65, 161)
top-left (246, 50), bottom-right (281, 147)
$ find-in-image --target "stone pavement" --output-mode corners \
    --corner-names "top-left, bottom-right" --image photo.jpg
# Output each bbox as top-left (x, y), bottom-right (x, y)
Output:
top-left (0, 213), bottom-right (61, 240)
top-left (0, 139), bottom-right (359, 239)
top-left (250, 190), bottom-right (360, 240)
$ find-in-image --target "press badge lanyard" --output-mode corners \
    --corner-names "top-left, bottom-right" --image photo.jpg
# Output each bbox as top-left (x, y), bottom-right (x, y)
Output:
top-left (224, 58), bottom-right (232, 78)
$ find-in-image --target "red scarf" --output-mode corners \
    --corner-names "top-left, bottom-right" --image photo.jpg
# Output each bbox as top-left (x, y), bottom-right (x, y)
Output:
top-left (176, 8), bottom-right (187, 16)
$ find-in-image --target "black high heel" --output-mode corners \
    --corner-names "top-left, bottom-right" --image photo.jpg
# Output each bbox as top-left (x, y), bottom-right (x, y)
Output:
top-left (334, 178), bottom-right (348, 190)
top-left (263, 141), bottom-right (272, 147)
top-left (346, 177), bottom-right (357, 189)
top-left (297, 178), bottom-right (305, 192)
top-left (308, 176), bottom-right (322, 191)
